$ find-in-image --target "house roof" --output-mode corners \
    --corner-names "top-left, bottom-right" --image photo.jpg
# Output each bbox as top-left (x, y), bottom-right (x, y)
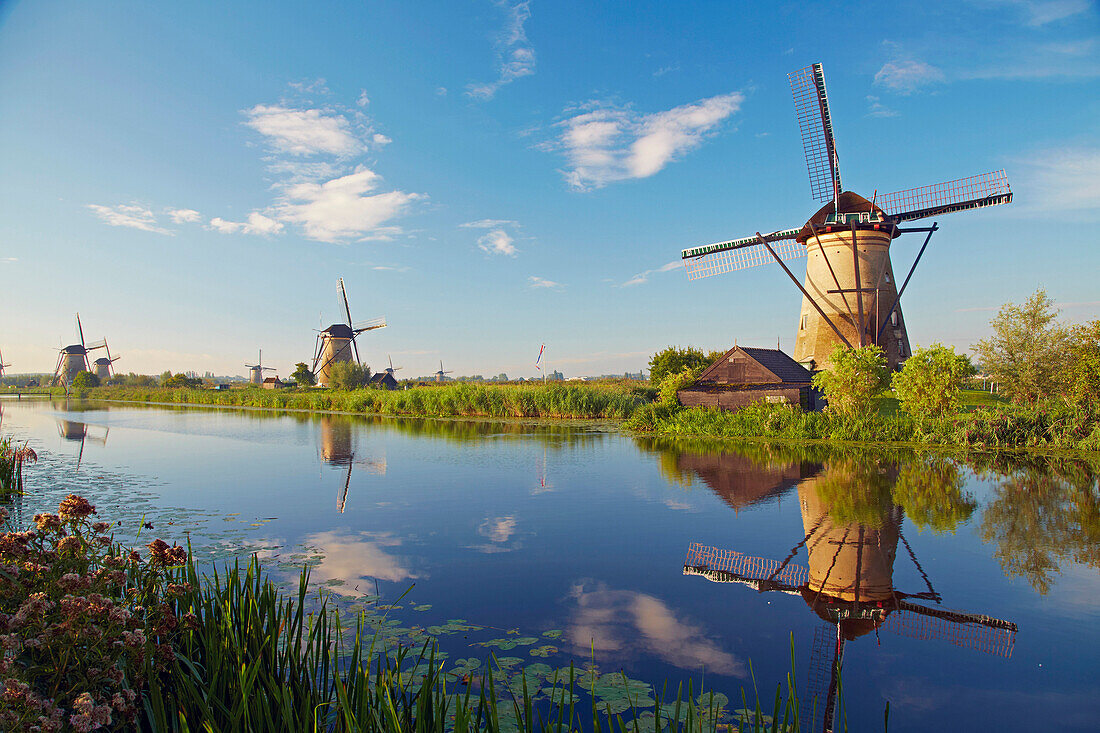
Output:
top-left (693, 345), bottom-right (813, 387)
top-left (262, 376), bottom-right (281, 383)
top-left (738, 347), bottom-right (814, 382)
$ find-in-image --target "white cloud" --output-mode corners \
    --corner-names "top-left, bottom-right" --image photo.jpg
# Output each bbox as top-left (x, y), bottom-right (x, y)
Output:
top-left (167, 208), bottom-right (202, 224)
top-left (528, 275), bottom-right (563, 289)
top-left (1, 257), bottom-right (17, 263)
top-left (621, 260), bottom-right (682, 287)
top-left (86, 204), bottom-right (172, 235)
top-left (866, 95), bottom-right (899, 118)
top-left (436, 86), bottom-right (448, 96)
top-left (873, 59), bottom-right (946, 94)
top-left (301, 530), bottom-right (421, 596)
top-left (478, 516), bottom-right (517, 543)
top-left (372, 133), bottom-right (392, 146)
top-left (466, 1), bottom-right (536, 100)
top-left (1018, 146), bottom-right (1100, 213)
top-left (244, 104), bottom-right (364, 156)
top-left (208, 212), bottom-right (285, 236)
top-left (357, 90), bottom-right (370, 107)
top-left (477, 228), bottom-right (517, 256)
top-left (461, 218), bottom-right (520, 229)
top-left (275, 168), bottom-right (421, 243)
top-left (554, 93), bottom-right (743, 191)
top-left (976, 0), bottom-right (1092, 25)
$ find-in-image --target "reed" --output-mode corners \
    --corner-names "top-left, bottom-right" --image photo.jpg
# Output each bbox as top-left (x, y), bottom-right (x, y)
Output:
top-left (0, 436), bottom-right (36, 496)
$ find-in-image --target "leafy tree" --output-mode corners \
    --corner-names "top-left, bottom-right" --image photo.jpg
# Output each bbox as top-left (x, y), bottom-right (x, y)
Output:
top-left (657, 366), bottom-right (702, 406)
top-left (892, 343), bottom-right (976, 419)
top-left (290, 362), bottom-right (316, 387)
top-left (811, 344), bottom-right (889, 417)
top-left (973, 289), bottom-right (1069, 405)
top-left (69, 371), bottom-right (99, 389)
top-left (328, 361), bottom-right (368, 390)
top-left (162, 372), bottom-right (202, 388)
top-left (1065, 319), bottom-right (1100, 410)
top-left (648, 347), bottom-right (718, 385)
top-left (893, 456), bottom-right (976, 533)
top-left (159, 370), bottom-right (173, 386)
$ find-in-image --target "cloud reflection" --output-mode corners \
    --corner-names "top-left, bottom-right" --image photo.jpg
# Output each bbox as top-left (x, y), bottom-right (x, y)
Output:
top-left (564, 581), bottom-right (744, 676)
top-left (468, 516), bottom-right (521, 553)
top-left (302, 530), bottom-right (422, 595)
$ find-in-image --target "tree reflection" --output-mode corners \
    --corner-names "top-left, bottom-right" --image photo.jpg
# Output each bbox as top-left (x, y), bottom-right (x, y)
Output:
top-left (979, 459), bottom-right (1100, 595)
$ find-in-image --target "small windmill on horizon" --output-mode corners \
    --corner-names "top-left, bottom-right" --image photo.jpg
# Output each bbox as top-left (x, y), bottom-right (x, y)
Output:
top-left (433, 360), bottom-right (453, 383)
top-left (680, 63), bottom-right (1012, 371)
top-left (0, 348), bottom-right (10, 379)
top-left (312, 278), bottom-right (386, 387)
top-left (245, 349), bottom-right (275, 385)
top-left (384, 355), bottom-right (402, 378)
top-left (52, 314), bottom-right (107, 387)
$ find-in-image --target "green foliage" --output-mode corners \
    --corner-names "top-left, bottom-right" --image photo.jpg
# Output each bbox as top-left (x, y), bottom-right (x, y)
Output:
top-left (648, 346), bottom-right (715, 385)
top-left (69, 370), bottom-right (100, 389)
top-left (0, 438), bottom-right (36, 495)
top-left (290, 362), bottom-right (316, 387)
top-left (973, 289), bottom-right (1070, 405)
top-left (892, 344), bottom-right (976, 419)
top-left (1065, 319), bottom-right (1100, 410)
top-left (328, 360), bottom-right (370, 390)
top-left (811, 344), bottom-right (890, 417)
top-left (657, 366), bottom-right (701, 406)
top-left (161, 372), bottom-right (202, 389)
top-left (893, 457), bottom-right (977, 532)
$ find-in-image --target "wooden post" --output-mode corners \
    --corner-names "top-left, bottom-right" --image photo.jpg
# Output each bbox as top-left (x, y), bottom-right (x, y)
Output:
top-left (851, 222), bottom-right (865, 347)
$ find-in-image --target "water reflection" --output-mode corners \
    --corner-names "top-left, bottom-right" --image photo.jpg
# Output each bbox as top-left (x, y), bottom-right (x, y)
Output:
top-left (672, 446), bottom-right (1017, 733)
top-left (318, 415), bottom-right (386, 513)
top-left (55, 418), bottom-right (109, 470)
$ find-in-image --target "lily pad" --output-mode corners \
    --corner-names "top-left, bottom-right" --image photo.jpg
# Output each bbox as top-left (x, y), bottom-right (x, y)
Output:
top-left (414, 604), bottom-right (432, 611)
top-left (529, 645), bottom-right (558, 657)
top-left (541, 629), bottom-right (563, 639)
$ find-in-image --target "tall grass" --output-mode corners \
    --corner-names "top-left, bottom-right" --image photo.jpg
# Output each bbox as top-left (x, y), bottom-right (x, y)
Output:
top-left (0, 436), bottom-right (36, 495)
top-left (148, 557), bottom-right (821, 732)
top-left (77, 383), bottom-right (646, 421)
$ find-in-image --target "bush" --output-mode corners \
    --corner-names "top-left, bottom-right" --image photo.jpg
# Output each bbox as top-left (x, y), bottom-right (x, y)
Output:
top-left (290, 362), bottom-right (316, 387)
top-left (657, 366), bottom-right (701, 406)
top-left (161, 373), bottom-right (202, 389)
top-left (811, 344), bottom-right (889, 418)
top-left (892, 343), bottom-right (976, 420)
top-left (648, 347), bottom-right (721, 385)
top-left (70, 371), bottom-right (100, 389)
top-left (327, 360), bottom-right (369, 390)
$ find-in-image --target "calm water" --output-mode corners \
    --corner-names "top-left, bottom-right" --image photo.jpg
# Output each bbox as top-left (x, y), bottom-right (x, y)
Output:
top-left (2, 398), bottom-right (1099, 731)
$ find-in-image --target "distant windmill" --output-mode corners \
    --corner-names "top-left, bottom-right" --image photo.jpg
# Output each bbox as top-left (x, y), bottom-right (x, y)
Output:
top-left (680, 63), bottom-right (1012, 370)
top-left (91, 338), bottom-right (121, 381)
top-left (0, 348), bottom-right (10, 379)
top-left (52, 314), bottom-right (107, 387)
top-left (433, 360), bottom-right (453, 383)
top-left (384, 355), bottom-right (402, 378)
top-left (312, 278), bottom-right (386, 387)
top-left (245, 349), bottom-right (275, 386)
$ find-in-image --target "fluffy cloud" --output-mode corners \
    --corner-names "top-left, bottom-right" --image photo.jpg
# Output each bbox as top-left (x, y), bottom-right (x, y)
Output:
top-left (477, 229), bottom-right (518, 256)
top-left (86, 204), bottom-right (171, 235)
top-left (866, 95), bottom-right (899, 118)
top-left (208, 212), bottom-right (285, 236)
top-left (554, 93), bottom-right (743, 190)
top-left (167, 208), bottom-right (202, 224)
top-left (621, 260), bottom-right (682, 287)
top-left (244, 104), bottom-right (364, 156)
top-left (873, 59), bottom-right (946, 94)
top-left (467, 1), bottom-right (536, 100)
top-left (275, 168), bottom-right (421, 243)
top-left (528, 275), bottom-right (563, 289)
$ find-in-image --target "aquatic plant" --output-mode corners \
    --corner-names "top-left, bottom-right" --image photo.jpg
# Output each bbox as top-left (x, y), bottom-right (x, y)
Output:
top-left (0, 437), bottom-right (37, 496)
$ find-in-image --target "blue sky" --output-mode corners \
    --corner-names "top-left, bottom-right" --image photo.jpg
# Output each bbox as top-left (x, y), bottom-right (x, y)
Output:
top-left (1, 0), bottom-right (1097, 378)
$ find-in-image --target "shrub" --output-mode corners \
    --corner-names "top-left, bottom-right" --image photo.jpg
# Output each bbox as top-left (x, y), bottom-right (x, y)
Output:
top-left (812, 344), bottom-right (889, 417)
top-left (892, 343), bottom-right (976, 420)
top-left (657, 366), bottom-right (701, 406)
top-left (70, 371), bottom-right (100, 390)
top-left (648, 346), bottom-right (720, 385)
top-left (328, 360), bottom-right (369, 390)
top-left (290, 362), bottom-right (316, 387)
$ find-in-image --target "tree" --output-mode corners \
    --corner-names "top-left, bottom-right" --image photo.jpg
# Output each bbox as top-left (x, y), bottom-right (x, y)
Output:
top-left (648, 347), bottom-right (717, 385)
top-left (69, 371), bottom-right (99, 389)
top-left (811, 344), bottom-right (889, 417)
top-left (290, 362), bottom-right (316, 387)
top-left (162, 372), bottom-right (202, 388)
top-left (973, 289), bottom-right (1069, 405)
top-left (892, 343), bottom-right (976, 419)
top-left (328, 361), bottom-right (368, 390)
top-left (657, 366), bottom-right (702, 406)
top-left (1065, 319), bottom-right (1100, 410)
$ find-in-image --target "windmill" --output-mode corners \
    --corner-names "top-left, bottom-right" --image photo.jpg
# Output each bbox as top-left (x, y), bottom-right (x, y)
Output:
top-left (0, 348), bottom-right (10, 379)
top-left (312, 278), bottom-right (386, 387)
top-left (52, 314), bottom-right (107, 387)
top-left (91, 338), bottom-right (121, 381)
top-left (318, 415), bottom-right (386, 513)
top-left (385, 355), bottom-right (402, 378)
top-left (56, 418), bottom-right (109, 470)
top-left (680, 63), bottom-right (1012, 370)
top-left (433, 360), bottom-right (453, 383)
top-left (245, 349), bottom-right (275, 385)
top-left (682, 473), bottom-right (1017, 733)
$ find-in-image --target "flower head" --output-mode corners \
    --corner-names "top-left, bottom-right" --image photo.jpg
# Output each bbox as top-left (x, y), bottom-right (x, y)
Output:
top-left (58, 495), bottom-right (96, 520)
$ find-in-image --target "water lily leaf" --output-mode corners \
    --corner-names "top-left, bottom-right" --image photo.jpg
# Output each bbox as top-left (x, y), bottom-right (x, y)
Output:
top-left (512, 636), bottom-right (539, 646)
top-left (541, 629), bottom-right (563, 638)
top-left (529, 645), bottom-right (557, 657)
top-left (523, 663), bottom-right (553, 677)
top-left (414, 604), bottom-right (432, 611)
top-left (697, 692), bottom-right (730, 710)
top-left (494, 656), bottom-right (524, 668)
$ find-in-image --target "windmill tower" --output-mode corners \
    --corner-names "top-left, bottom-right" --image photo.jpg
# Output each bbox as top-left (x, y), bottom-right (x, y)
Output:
top-left (681, 63), bottom-right (1013, 370)
top-left (433, 360), bottom-right (453, 383)
top-left (317, 415), bottom-right (386, 513)
top-left (384, 355), bottom-right (402, 378)
top-left (245, 349), bottom-right (275, 385)
top-left (92, 338), bottom-right (121, 381)
top-left (53, 314), bottom-right (107, 387)
top-left (312, 278), bottom-right (386, 387)
top-left (682, 466), bottom-right (1017, 733)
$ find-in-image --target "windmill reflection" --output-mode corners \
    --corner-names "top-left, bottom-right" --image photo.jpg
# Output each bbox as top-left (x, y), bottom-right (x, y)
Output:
top-left (318, 415), bottom-right (385, 513)
top-left (676, 449), bottom-right (1016, 733)
top-left (56, 418), bottom-right (109, 470)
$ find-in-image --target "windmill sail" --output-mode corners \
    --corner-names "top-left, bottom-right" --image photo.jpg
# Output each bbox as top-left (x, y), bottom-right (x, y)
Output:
top-left (880, 170), bottom-right (1012, 222)
top-left (682, 230), bottom-right (804, 281)
top-left (789, 63), bottom-right (842, 204)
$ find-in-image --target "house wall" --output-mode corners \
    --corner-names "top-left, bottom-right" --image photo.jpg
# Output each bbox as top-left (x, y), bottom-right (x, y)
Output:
top-left (678, 386), bottom-right (809, 411)
top-left (708, 352), bottom-right (781, 385)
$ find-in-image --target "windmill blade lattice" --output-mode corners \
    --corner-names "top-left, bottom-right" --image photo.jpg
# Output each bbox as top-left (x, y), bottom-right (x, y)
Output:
top-left (880, 170), bottom-right (1012, 222)
top-left (684, 236), bottom-right (805, 281)
top-left (789, 63), bottom-right (842, 204)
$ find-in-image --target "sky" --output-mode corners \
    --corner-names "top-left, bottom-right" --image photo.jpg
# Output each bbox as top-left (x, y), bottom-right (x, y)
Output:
top-left (1, 0), bottom-right (1098, 379)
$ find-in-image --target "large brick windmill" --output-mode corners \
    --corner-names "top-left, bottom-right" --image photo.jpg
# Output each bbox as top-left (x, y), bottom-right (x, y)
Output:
top-left (681, 63), bottom-right (1013, 370)
top-left (311, 278), bottom-right (386, 387)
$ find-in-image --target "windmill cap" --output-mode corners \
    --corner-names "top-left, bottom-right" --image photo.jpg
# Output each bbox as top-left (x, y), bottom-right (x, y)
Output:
top-left (93, 357), bottom-right (112, 365)
top-left (796, 191), bottom-right (897, 243)
top-left (62, 344), bottom-right (86, 354)
top-left (799, 587), bottom-right (893, 639)
top-left (323, 323), bottom-right (354, 339)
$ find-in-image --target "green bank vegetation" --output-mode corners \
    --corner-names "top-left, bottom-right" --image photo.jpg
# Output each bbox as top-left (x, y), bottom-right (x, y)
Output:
top-left (0, 491), bottom-right (831, 732)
